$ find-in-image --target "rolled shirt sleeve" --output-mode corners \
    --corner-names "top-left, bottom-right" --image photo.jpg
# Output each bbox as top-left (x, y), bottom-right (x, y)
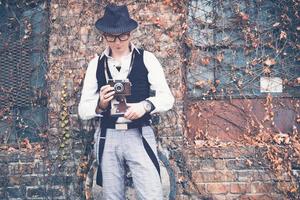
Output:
top-left (143, 51), bottom-right (175, 113)
top-left (78, 55), bottom-right (103, 120)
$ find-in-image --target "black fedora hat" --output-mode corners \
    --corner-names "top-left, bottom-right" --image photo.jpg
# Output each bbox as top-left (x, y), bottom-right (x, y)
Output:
top-left (95, 4), bottom-right (138, 34)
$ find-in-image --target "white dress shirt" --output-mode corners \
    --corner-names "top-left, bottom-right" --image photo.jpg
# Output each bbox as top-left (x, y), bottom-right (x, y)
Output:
top-left (78, 43), bottom-right (174, 120)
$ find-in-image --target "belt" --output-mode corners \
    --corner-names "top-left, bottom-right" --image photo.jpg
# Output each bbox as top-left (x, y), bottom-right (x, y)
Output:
top-left (104, 121), bottom-right (150, 130)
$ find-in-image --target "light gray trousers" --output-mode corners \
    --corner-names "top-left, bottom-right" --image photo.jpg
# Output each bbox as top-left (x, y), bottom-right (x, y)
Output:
top-left (98, 126), bottom-right (163, 200)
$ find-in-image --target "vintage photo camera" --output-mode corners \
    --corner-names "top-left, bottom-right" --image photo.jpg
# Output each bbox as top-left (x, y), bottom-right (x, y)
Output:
top-left (107, 79), bottom-right (132, 116)
top-left (108, 79), bottom-right (131, 96)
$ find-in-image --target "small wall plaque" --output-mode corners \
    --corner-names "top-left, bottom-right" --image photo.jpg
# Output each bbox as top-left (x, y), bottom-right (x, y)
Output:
top-left (260, 77), bottom-right (283, 93)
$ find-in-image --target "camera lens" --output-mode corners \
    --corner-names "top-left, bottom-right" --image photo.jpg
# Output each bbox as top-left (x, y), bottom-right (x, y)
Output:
top-left (114, 82), bottom-right (124, 93)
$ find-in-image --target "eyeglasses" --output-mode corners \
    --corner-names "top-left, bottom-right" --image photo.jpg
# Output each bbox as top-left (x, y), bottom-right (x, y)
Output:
top-left (103, 32), bottom-right (130, 42)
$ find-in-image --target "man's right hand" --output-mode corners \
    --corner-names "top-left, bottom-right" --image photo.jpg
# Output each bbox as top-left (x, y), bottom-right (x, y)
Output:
top-left (98, 85), bottom-right (115, 110)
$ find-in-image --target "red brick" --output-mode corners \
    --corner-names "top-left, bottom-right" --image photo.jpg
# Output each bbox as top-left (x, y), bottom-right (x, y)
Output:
top-left (212, 195), bottom-right (226, 200)
top-left (224, 194), bottom-right (248, 199)
top-left (8, 176), bottom-right (39, 187)
top-left (207, 183), bottom-right (229, 194)
top-left (237, 170), bottom-right (254, 182)
top-left (230, 183), bottom-right (250, 194)
top-left (0, 164), bottom-right (9, 176)
top-left (215, 159), bottom-right (226, 170)
top-left (195, 183), bottom-right (206, 194)
top-left (189, 159), bottom-right (215, 171)
top-left (189, 159), bottom-right (227, 171)
top-left (192, 170), bottom-right (237, 183)
top-left (276, 181), bottom-right (294, 191)
top-left (9, 163), bottom-right (34, 175)
top-left (9, 176), bottom-right (20, 186)
top-left (240, 194), bottom-right (279, 200)
top-left (250, 182), bottom-right (275, 193)
top-left (252, 170), bottom-right (276, 181)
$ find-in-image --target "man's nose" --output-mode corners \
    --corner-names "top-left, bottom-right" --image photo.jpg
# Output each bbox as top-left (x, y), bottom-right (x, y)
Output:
top-left (115, 37), bottom-right (121, 44)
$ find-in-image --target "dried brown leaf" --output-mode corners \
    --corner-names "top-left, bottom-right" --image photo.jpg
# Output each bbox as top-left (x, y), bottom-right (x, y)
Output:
top-left (200, 57), bottom-right (211, 65)
top-left (280, 31), bottom-right (287, 40)
top-left (264, 58), bottom-right (276, 66)
top-left (194, 80), bottom-right (206, 88)
top-left (22, 138), bottom-right (32, 150)
top-left (216, 53), bottom-right (224, 63)
top-left (163, 0), bottom-right (172, 5)
top-left (195, 140), bottom-right (205, 147)
top-left (8, 147), bottom-right (17, 152)
top-left (239, 12), bottom-right (249, 21)
top-left (263, 66), bottom-right (271, 75)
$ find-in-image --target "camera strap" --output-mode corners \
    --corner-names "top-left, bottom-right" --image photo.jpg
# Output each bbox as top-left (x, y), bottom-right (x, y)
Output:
top-left (96, 114), bottom-right (118, 186)
top-left (138, 126), bottom-right (161, 181)
top-left (96, 125), bottom-right (107, 186)
top-left (104, 49), bottom-right (136, 81)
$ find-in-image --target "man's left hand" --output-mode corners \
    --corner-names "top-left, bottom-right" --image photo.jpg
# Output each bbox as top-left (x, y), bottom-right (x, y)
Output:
top-left (124, 102), bottom-right (146, 120)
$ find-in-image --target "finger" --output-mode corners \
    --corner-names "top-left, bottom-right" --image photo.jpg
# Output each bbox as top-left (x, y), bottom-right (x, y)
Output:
top-left (104, 91), bottom-right (115, 99)
top-left (101, 89), bottom-right (114, 99)
top-left (126, 111), bottom-right (136, 120)
top-left (101, 85), bottom-right (114, 94)
top-left (102, 95), bottom-right (114, 106)
top-left (125, 114), bottom-right (133, 120)
top-left (100, 93), bottom-right (114, 106)
top-left (100, 85), bottom-right (110, 92)
top-left (106, 85), bottom-right (115, 91)
top-left (124, 111), bottom-right (129, 118)
top-left (106, 95), bottom-right (114, 102)
top-left (131, 114), bottom-right (138, 120)
top-left (124, 109), bottom-right (132, 118)
top-left (103, 87), bottom-right (114, 95)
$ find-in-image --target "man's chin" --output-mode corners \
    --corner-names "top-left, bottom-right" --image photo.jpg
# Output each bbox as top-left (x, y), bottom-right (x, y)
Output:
top-left (114, 47), bottom-right (125, 52)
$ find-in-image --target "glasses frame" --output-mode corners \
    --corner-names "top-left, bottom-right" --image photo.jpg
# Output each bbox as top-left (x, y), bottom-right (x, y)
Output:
top-left (103, 32), bottom-right (131, 42)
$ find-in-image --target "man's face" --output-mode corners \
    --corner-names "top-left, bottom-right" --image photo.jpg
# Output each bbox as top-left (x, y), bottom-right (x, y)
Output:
top-left (103, 32), bottom-right (131, 53)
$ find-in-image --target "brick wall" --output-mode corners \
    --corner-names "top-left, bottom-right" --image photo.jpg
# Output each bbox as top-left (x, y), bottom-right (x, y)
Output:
top-left (183, 147), bottom-right (298, 199)
top-left (0, 149), bottom-right (80, 199)
top-left (0, 0), bottom-right (299, 199)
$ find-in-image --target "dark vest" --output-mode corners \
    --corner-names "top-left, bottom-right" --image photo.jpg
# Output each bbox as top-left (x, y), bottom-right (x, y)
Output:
top-left (96, 48), bottom-right (151, 125)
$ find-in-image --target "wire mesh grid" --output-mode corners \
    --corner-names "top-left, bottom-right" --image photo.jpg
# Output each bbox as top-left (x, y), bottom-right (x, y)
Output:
top-left (0, 38), bottom-right (32, 108)
top-left (0, 0), bottom-right (49, 143)
top-left (186, 0), bottom-right (300, 99)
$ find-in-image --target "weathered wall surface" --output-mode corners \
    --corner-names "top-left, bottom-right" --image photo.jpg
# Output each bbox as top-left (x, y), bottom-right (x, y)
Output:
top-left (187, 98), bottom-right (300, 141)
top-left (0, 0), bottom-right (299, 200)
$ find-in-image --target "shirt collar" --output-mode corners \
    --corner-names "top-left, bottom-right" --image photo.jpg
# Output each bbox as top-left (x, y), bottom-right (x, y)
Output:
top-left (101, 42), bottom-right (140, 59)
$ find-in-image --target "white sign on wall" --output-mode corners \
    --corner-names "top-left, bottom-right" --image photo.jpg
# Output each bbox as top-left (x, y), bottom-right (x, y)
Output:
top-left (260, 77), bottom-right (283, 93)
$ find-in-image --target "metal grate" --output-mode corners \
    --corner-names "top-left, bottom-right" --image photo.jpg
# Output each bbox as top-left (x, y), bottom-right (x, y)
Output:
top-left (0, 38), bottom-right (32, 108)
top-left (186, 0), bottom-right (300, 99)
top-left (0, 0), bottom-right (49, 143)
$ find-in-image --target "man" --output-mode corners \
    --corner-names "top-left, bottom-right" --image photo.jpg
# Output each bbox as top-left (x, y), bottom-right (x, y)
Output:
top-left (78, 4), bottom-right (174, 200)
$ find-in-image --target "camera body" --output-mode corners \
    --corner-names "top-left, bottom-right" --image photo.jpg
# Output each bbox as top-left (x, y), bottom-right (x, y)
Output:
top-left (107, 79), bottom-right (132, 116)
top-left (108, 79), bottom-right (131, 96)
